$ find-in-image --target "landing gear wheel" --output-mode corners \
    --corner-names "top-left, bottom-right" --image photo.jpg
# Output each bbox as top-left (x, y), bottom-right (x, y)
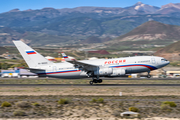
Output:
top-left (147, 75), bottom-right (151, 78)
top-left (89, 81), bottom-right (93, 85)
top-left (99, 79), bottom-right (102, 83)
top-left (93, 79), bottom-right (98, 83)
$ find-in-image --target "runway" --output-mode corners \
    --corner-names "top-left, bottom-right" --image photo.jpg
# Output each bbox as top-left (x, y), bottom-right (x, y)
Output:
top-left (0, 77), bottom-right (180, 80)
top-left (0, 84), bottom-right (180, 87)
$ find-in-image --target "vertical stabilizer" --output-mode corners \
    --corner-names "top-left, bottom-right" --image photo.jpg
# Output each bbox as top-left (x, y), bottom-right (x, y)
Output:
top-left (13, 41), bottom-right (53, 68)
top-left (61, 52), bottom-right (72, 61)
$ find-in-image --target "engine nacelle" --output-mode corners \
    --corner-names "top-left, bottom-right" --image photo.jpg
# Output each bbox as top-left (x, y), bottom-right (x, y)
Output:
top-left (111, 68), bottom-right (125, 76)
top-left (94, 67), bottom-right (113, 76)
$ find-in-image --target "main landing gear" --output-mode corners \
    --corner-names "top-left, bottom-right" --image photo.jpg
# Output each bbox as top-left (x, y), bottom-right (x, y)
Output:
top-left (89, 77), bottom-right (103, 85)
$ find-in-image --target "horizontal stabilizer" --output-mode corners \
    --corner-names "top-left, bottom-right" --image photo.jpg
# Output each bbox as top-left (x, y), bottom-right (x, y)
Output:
top-left (25, 67), bottom-right (46, 74)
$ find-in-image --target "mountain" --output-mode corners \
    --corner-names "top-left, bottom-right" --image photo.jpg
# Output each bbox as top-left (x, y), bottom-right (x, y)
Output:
top-left (156, 3), bottom-right (180, 14)
top-left (162, 3), bottom-right (180, 9)
top-left (1, 2), bottom-right (180, 46)
top-left (125, 2), bottom-right (160, 14)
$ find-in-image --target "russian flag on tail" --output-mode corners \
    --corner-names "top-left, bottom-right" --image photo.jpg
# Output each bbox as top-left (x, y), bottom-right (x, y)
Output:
top-left (61, 52), bottom-right (72, 61)
top-left (61, 52), bottom-right (68, 58)
top-left (26, 51), bottom-right (37, 55)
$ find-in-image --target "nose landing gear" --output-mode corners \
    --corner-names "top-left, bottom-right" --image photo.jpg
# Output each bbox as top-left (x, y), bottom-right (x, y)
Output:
top-left (147, 71), bottom-right (151, 78)
top-left (147, 74), bottom-right (151, 78)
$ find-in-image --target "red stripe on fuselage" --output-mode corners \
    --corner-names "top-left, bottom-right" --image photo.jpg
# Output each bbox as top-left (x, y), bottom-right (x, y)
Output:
top-left (45, 70), bottom-right (81, 75)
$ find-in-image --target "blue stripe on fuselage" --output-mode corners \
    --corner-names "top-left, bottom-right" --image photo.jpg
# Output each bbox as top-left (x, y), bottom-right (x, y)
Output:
top-left (110, 64), bottom-right (157, 70)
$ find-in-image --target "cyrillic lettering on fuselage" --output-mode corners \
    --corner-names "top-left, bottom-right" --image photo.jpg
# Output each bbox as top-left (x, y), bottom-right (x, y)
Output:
top-left (104, 59), bottom-right (126, 64)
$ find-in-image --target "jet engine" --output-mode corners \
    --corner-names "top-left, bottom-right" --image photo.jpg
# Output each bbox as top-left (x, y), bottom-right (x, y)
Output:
top-left (94, 67), bottom-right (113, 75)
top-left (111, 68), bottom-right (125, 76)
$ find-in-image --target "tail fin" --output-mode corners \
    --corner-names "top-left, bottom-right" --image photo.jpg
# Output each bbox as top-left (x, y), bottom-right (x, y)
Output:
top-left (13, 41), bottom-right (53, 68)
top-left (61, 52), bottom-right (72, 61)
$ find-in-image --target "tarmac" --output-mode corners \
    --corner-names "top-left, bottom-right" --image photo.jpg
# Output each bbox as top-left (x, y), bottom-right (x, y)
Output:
top-left (0, 77), bottom-right (180, 86)
top-left (0, 84), bottom-right (180, 87)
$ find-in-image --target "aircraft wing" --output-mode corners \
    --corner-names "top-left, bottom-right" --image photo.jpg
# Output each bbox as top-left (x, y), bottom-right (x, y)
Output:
top-left (61, 53), bottom-right (98, 71)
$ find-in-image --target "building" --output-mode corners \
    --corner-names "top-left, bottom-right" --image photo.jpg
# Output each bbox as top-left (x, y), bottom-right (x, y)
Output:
top-left (1, 68), bottom-right (38, 78)
top-left (166, 71), bottom-right (180, 78)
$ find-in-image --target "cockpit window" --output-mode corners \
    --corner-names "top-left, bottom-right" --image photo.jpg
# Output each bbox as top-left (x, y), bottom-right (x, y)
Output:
top-left (161, 59), bottom-right (168, 62)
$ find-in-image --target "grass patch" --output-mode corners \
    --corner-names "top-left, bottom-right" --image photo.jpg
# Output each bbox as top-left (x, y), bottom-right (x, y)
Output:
top-left (161, 101), bottom-right (177, 107)
top-left (1, 101), bottom-right (11, 107)
top-left (58, 98), bottom-right (70, 104)
top-left (32, 102), bottom-right (40, 107)
top-left (129, 107), bottom-right (139, 112)
top-left (90, 98), bottom-right (104, 103)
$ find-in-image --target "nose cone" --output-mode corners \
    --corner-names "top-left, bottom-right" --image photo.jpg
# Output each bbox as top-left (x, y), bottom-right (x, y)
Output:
top-left (164, 60), bottom-right (170, 66)
top-left (158, 58), bottom-right (170, 68)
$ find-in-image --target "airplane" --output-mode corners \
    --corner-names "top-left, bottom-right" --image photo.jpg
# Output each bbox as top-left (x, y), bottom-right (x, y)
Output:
top-left (13, 40), bottom-right (170, 85)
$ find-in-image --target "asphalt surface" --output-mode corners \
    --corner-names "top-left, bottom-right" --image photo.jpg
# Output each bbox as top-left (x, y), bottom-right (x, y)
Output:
top-left (0, 84), bottom-right (180, 87)
top-left (0, 77), bottom-right (180, 86)
top-left (0, 77), bottom-right (180, 80)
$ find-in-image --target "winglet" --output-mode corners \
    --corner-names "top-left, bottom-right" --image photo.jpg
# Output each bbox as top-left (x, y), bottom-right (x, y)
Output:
top-left (61, 52), bottom-right (72, 61)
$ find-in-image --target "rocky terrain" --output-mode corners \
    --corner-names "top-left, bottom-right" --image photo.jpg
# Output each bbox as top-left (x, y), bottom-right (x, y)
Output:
top-left (0, 95), bottom-right (180, 119)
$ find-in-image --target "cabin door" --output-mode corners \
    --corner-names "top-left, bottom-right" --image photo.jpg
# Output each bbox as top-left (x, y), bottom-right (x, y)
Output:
top-left (53, 66), bottom-right (57, 72)
top-left (151, 58), bottom-right (156, 64)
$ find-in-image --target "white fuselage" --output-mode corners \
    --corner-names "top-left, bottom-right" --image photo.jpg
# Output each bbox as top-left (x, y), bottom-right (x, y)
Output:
top-left (36, 56), bottom-right (169, 78)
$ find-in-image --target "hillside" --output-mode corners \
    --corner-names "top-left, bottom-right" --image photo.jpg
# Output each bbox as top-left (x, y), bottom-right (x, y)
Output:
top-left (0, 27), bottom-right (21, 45)
top-left (83, 36), bottom-right (102, 43)
top-left (116, 21), bottom-right (180, 41)
top-left (155, 41), bottom-right (180, 54)
top-left (154, 41), bottom-right (180, 61)
top-left (105, 21), bottom-right (180, 51)
top-left (0, 47), bottom-right (7, 54)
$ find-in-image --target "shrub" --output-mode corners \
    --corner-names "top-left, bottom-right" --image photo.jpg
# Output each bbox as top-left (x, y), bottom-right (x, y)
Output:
top-left (32, 102), bottom-right (40, 107)
top-left (161, 104), bottom-right (172, 111)
top-left (97, 98), bottom-right (104, 103)
top-left (16, 101), bottom-right (31, 108)
top-left (13, 110), bottom-right (26, 116)
top-left (1, 101), bottom-right (11, 107)
top-left (129, 107), bottom-right (139, 112)
top-left (162, 101), bottom-right (177, 107)
top-left (90, 98), bottom-right (97, 103)
top-left (58, 98), bottom-right (69, 104)
top-left (90, 98), bottom-right (104, 103)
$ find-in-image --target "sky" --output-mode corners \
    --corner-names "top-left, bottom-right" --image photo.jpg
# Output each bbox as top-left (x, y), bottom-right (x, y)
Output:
top-left (0, 0), bottom-right (180, 13)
